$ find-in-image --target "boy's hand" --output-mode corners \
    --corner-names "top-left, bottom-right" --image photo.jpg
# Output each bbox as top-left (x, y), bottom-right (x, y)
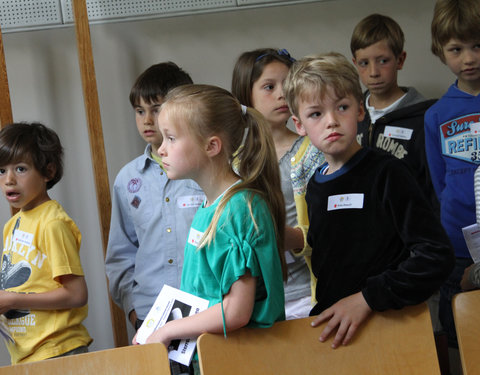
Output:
top-left (311, 292), bottom-right (372, 348)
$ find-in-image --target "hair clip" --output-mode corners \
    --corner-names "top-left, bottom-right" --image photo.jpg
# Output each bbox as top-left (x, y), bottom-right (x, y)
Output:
top-left (255, 49), bottom-right (296, 63)
top-left (277, 49), bottom-right (296, 62)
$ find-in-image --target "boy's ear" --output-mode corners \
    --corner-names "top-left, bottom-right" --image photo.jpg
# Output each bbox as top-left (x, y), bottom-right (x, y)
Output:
top-left (205, 136), bottom-right (222, 157)
top-left (358, 102), bottom-right (366, 122)
top-left (45, 163), bottom-right (56, 183)
top-left (396, 51), bottom-right (407, 70)
top-left (292, 115), bottom-right (307, 136)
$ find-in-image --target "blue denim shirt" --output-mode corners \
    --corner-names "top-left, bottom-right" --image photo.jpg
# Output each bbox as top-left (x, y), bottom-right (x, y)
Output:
top-left (105, 145), bottom-right (204, 319)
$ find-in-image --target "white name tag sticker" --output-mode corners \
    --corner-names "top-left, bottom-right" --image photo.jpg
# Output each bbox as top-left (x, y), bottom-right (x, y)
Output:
top-left (327, 194), bottom-right (364, 211)
top-left (13, 230), bottom-right (34, 247)
top-left (383, 126), bottom-right (413, 140)
top-left (187, 228), bottom-right (204, 247)
top-left (177, 195), bottom-right (205, 208)
top-left (470, 122), bottom-right (480, 135)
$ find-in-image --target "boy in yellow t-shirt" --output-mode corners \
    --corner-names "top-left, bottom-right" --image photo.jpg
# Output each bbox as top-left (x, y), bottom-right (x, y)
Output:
top-left (0, 122), bottom-right (91, 364)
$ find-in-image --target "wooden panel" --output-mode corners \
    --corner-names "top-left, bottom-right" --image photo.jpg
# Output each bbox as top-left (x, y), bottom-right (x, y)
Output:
top-left (71, 0), bottom-right (128, 347)
top-left (198, 303), bottom-right (440, 375)
top-left (0, 343), bottom-right (171, 374)
top-left (0, 26), bottom-right (19, 217)
top-left (0, 25), bottom-right (13, 128)
top-left (453, 290), bottom-right (480, 375)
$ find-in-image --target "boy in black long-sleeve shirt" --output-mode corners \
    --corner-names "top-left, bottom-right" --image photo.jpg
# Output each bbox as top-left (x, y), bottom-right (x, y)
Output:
top-left (283, 52), bottom-right (454, 349)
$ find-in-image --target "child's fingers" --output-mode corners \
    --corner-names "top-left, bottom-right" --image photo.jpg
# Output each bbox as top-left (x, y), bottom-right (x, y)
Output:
top-left (312, 307), bottom-right (341, 343)
top-left (311, 308), bottom-right (333, 327)
top-left (341, 321), bottom-right (359, 346)
top-left (318, 314), bottom-right (340, 343)
top-left (331, 319), bottom-right (351, 349)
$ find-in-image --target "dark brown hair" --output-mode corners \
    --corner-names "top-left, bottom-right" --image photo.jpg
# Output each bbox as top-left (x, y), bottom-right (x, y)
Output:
top-left (231, 48), bottom-right (295, 106)
top-left (129, 61), bottom-right (193, 106)
top-left (350, 14), bottom-right (405, 58)
top-left (0, 122), bottom-right (63, 189)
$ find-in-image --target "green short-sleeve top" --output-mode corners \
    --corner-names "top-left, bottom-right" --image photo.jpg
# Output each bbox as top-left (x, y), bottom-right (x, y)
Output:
top-left (180, 189), bottom-right (285, 328)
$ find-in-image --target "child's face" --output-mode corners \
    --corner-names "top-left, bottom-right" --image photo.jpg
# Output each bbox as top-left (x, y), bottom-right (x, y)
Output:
top-left (292, 86), bottom-right (364, 163)
top-left (134, 97), bottom-right (164, 154)
top-left (251, 61), bottom-right (291, 127)
top-left (442, 38), bottom-right (480, 95)
top-left (353, 40), bottom-right (405, 98)
top-left (157, 106), bottom-right (207, 181)
top-left (0, 160), bottom-right (50, 211)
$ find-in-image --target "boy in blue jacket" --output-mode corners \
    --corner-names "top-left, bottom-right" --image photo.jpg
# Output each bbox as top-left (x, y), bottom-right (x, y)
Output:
top-left (425, 0), bottom-right (480, 349)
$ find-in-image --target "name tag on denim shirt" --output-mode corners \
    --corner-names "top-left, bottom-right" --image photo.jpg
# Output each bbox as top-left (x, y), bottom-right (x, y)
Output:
top-left (187, 227), bottom-right (204, 247)
top-left (327, 194), bottom-right (364, 211)
top-left (177, 195), bottom-right (205, 208)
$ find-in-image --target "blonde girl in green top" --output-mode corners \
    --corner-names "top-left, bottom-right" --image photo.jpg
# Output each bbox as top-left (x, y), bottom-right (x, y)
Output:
top-left (133, 84), bottom-right (286, 348)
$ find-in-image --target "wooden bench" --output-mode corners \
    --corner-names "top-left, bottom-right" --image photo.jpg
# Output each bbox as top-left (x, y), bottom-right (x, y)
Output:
top-left (198, 303), bottom-right (440, 375)
top-left (0, 343), bottom-right (171, 375)
top-left (453, 289), bottom-right (480, 375)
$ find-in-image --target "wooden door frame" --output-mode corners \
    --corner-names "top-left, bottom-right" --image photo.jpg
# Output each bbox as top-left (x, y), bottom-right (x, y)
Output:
top-left (72, 0), bottom-right (128, 347)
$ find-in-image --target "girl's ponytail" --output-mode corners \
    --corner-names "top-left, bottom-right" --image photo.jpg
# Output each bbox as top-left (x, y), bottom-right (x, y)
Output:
top-left (229, 106), bottom-right (287, 280)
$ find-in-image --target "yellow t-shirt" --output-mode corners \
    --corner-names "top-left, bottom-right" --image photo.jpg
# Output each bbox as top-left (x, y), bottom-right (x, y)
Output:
top-left (1, 200), bottom-right (92, 364)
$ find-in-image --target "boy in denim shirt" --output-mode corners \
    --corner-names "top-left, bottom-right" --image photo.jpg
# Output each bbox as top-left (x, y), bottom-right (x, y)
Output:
top-left (105, 63), bottom-right (203, 332)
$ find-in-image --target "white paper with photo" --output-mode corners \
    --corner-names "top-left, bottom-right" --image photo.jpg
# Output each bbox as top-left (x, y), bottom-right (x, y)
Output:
top-left (136, 285), bottom-right (209, 366)
top-left (462, 223), bottom-right (480, 262)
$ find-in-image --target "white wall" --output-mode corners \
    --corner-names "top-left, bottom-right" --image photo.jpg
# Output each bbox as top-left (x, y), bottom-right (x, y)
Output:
top-left (0, 0), bottom-right (451, 366)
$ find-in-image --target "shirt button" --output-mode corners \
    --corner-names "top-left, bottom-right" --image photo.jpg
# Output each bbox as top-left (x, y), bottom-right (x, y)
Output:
top-left (165, 197), bottom-right (170, 202)
top-left (291, 157), bottom-right (295, 162)
top-left (160, 171), bottom-right (163, 175)
top-left (167, 228), bottom-right (172, 233)
top-left (290, 173), bottom-right (295, 179)
top-left (168, 259), bottom-right (173, 264)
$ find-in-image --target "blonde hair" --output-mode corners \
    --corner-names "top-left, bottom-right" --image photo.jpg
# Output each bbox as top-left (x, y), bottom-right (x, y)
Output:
top-left (162, 84), bottom-right (287, 280)
top-left (431, 0), bottom-right (480, 62)
top-left (284, 52), bottom-right (363, 117)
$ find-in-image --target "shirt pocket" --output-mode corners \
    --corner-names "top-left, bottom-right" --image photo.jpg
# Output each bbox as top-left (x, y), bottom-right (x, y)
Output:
top-left (126, 180), bottom-right (155, 230)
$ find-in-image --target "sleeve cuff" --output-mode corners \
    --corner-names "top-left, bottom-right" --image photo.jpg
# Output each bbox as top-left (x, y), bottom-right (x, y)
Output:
top-left (292, 225), bottom-right (312, 257)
